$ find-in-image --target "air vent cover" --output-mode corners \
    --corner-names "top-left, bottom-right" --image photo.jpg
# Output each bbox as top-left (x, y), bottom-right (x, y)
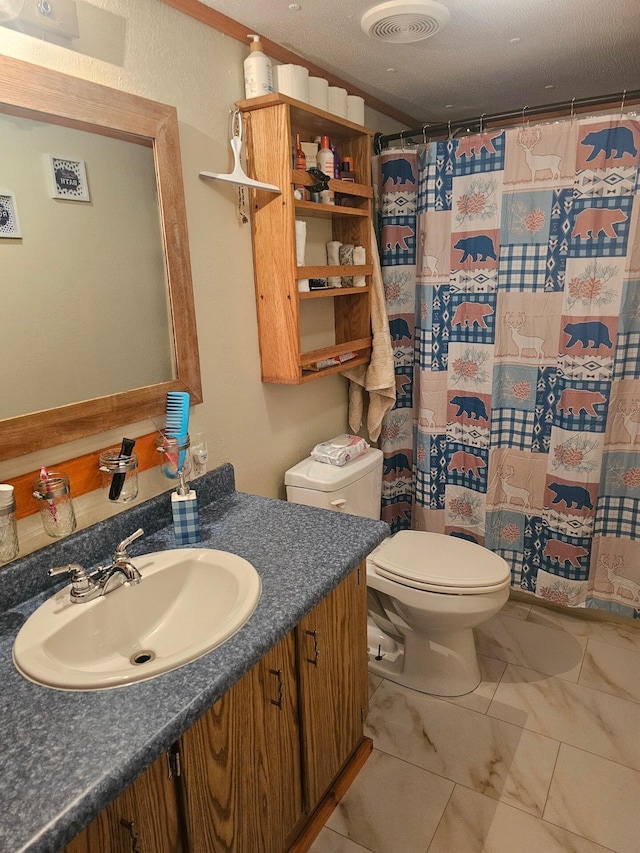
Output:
top-left (361, 0), bottom-right (450, 43)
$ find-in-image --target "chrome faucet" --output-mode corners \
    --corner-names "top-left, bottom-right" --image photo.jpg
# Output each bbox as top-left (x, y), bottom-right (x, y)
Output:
top-left (49, 528), bottom-right (144, 604)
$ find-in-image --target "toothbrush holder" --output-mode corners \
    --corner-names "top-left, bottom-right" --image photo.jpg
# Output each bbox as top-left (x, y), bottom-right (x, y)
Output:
top-left (32, 471), bottom-right (77, 538)
top-left (99, 447), bottom-right (139, 503)
top-left (156, 432), bottom-right (191, 480)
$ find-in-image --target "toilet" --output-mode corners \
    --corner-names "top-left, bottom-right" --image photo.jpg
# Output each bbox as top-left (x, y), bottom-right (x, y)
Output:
top-left (285, 447), bottom-right (511, 697)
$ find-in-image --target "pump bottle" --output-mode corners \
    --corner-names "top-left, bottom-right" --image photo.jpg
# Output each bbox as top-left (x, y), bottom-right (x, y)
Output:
top-left (244, 35), bottom-right (273, 99)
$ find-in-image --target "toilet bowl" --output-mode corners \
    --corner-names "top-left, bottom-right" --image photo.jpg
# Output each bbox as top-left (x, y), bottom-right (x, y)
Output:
top-left (285, 447), bottom-right (511, 697)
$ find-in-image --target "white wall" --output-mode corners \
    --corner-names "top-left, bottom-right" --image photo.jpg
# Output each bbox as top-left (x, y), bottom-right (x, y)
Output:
top-left (0, 0), bottom-right (403, 555)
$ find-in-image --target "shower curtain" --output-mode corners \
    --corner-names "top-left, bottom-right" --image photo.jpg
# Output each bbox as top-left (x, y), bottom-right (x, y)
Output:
top-left (378, 114), bottom-right (640, 618)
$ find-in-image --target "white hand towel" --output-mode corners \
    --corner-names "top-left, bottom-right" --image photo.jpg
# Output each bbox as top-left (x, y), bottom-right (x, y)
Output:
top-left (296, 220), bottom-right (309, 292)
top-left (353, 245), bottom-right (366, 286)
top-left (326, 240), bottom-right (342, 288)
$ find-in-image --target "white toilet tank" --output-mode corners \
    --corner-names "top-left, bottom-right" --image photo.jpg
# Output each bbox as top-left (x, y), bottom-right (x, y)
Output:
top-left (285, 448), bottom-right (383, 520)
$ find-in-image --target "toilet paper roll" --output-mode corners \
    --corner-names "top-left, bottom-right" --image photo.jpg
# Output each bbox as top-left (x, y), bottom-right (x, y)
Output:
top-left (347, 95), bottom-right (365, 126)
top-left (339, 243), bottom-right (354, 287)
top-left (275, 64), bottom-right (309, 102)
top-left (326, 240), bottom-right (342, 287)
top-left (353, 245), bottom-right (366, 286)
top-left (328, 86), bottom-right (348, 118)
top-left (308, 76), bottom-right (329, 111)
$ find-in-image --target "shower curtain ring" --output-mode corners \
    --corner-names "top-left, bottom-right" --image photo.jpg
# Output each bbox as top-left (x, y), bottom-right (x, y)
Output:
top-left (621, 88), bottom-right (627, 118)
top-left (447, 120), bottom-right (452, 139)
top-left (479, 113), bottom-right (485, 134)
top-left (422, 123), bottom-right (430, 145)
top-left (570, 97), bottom-right (576, 122)
top-left (400, 130), bottom-right (406, 152)
top-left (521, 105), bottom-right (529, 129)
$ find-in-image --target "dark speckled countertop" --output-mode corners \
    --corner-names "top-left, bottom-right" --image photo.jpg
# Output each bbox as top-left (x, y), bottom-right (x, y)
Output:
top-left (0, 464), bottom-right (389, 853)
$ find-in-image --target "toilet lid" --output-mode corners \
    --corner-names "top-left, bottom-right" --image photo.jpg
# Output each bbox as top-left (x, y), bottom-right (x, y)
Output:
top-left (372, 530), bottom-right (511, 594)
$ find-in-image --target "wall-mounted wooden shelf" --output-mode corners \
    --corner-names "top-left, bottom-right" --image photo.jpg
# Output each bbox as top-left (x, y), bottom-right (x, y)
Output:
top-left (238, 94), bottom-right (374, 384)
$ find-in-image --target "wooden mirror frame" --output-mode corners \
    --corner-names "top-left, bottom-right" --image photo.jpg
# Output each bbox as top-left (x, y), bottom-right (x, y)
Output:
top-left (0, 55), bottom-right (202, 461)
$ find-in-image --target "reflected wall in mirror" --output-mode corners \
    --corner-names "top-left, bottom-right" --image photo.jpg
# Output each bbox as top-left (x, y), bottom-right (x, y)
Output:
top-left (0, 55), bottom-right (202, 461)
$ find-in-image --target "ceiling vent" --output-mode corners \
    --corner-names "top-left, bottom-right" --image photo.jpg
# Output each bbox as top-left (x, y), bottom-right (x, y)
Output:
top-left (361, 0), bottom-right (450, 43)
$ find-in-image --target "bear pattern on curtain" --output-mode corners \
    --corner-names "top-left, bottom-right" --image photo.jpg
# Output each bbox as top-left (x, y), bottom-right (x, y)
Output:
top-left (379, 116), bottom-right (640, 617)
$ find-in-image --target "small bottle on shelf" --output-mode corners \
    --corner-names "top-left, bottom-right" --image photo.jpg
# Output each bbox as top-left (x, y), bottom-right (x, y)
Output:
top-left (316, 135), bottom-right (335, 205)
top-left (293, 133), bottom-right (307, 200)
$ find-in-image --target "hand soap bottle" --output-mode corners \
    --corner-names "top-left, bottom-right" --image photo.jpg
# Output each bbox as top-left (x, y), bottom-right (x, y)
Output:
top-left (244, 34), bottom-right (273, 99)
top-left (171, 472), bottom-right (201, 545)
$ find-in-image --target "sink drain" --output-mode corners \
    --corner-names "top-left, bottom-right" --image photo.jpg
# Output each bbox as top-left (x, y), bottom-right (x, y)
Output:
top-left (130, 650), bottom-right (156, 666)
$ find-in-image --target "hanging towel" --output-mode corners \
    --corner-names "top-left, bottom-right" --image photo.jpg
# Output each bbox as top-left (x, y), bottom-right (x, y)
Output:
top-left (343, 222), bottom-right (396, 442)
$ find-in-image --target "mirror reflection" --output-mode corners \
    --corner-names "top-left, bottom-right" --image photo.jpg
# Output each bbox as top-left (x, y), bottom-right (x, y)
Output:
top-left (0, 54), bottom-right (201, 461)
top-left (1, 112), bottom-right (175, 419)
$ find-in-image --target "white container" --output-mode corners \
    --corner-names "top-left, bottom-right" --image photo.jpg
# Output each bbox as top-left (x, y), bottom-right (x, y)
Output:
top-left (244, 35), bottom-right (273, 99)
top-left (328, 86), bottom-right (348, 118)
top-left (308, 76), bottom-right (329, 111)
top-left (347, 95), bottom-right (365, 126)
top-left (316, 136), bottom-right (334, 204)
top-left (275, 64), bottom-right (309, 102)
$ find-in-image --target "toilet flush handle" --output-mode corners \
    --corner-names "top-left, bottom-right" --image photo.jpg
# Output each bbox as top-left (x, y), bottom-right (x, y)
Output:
top-left (330, 498), bottom-right (347, 509)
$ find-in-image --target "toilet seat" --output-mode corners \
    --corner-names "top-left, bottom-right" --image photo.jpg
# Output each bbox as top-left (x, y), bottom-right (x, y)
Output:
top-left (371, 530), bottom-right (511, 595)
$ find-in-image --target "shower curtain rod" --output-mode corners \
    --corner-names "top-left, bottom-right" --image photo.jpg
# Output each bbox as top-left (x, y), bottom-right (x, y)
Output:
top-left (373, 89), bottom-right (640, 153)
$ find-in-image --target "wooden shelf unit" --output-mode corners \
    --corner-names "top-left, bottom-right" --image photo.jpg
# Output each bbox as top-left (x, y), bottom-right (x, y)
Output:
top-left (237, 94), bottom-right (374, 384)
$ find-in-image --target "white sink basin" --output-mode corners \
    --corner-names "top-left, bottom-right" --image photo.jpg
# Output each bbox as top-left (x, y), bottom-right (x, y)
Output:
top-left (13, 549), bottom-right (261, 690)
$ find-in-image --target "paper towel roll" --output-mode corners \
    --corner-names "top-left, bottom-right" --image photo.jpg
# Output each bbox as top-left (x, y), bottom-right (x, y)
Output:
top-left (328, 86), bottom-right (348, 118)
top-left (353, 245), bottom-right (366, 286)
top-left (275, 64), bottom-right (309, 102)
top-left (326, 240), bottom-right (342, 287)
top-left (308, 76), bottom-right (329, 111)
top-left (347, 95), bottom-right (365, 126)
top-left (339, 243), bottom-right (354, 287)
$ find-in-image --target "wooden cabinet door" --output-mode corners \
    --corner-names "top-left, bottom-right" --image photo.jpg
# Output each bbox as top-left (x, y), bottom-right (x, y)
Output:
top-left (296, 564), bottom-right (368, 811)
top-left (62, 752), bottom-right (183, 853)
top-left (178, 631), bottom-right (302, 853)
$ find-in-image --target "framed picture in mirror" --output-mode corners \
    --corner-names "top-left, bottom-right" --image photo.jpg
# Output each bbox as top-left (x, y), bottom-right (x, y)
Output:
top-left (0, 191), bottom-right (21, 237)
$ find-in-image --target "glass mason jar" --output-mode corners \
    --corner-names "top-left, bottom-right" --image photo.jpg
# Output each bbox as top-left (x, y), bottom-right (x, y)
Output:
top-left (33, 472), bottom-right (77, 538)
top-left (0, 484), bottom-right (19, 563)
top-left (99, 448), bottom-right (139, 503)
top-left (156, 432), bottom-right (191, 480)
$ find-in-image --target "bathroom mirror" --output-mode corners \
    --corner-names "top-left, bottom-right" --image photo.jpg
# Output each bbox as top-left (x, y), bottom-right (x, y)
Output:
top-left (0, 55), bottom-right (202, 461)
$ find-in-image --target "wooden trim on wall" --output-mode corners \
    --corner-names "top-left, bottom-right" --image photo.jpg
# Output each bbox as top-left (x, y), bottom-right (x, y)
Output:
top-left (160, 0), bottom-right (419, 128)
top-left (8, 433), bottom-right (162, 521)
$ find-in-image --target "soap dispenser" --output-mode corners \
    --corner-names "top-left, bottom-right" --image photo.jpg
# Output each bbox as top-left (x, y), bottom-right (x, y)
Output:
top-left (244, 34), bottom-right (273, 99)
top-left (171, 471), bottom-right (201, 545)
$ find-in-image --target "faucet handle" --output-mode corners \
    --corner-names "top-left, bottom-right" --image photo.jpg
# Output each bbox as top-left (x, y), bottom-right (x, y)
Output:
top-left (48, 563), bottom-right (96, 602)
top-left (49, 562), bottom-right (88, 580)
top-left (115, 527), bottom-right (144, 558)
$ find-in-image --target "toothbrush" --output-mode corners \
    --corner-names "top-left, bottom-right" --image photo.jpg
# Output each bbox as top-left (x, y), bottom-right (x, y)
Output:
top-left (108, 437), bottom-right (136, 501)
top-left (165, 391), bottom-right (190, 470)
top-left (39, 467), bottom-right (58, 524)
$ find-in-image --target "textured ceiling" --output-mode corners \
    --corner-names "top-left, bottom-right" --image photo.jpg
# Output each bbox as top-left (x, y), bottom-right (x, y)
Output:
top-left (200, 0), bottom-right (640, 125)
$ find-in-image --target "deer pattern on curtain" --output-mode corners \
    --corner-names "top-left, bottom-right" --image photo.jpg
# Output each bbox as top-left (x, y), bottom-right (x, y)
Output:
top-left (378, 115), bottom-right (640, 617)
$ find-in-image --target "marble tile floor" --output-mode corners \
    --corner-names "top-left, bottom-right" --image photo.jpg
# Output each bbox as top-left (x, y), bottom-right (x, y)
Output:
top-left (308, 599), bottom-right (640, 853)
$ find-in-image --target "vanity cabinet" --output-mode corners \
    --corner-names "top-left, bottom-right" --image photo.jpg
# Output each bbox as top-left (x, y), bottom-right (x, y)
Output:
top-left (237, 94), bottom-right (374, 384)
top-left (61, 565), bottom-right (369, 853)
top-left (62, 751), bottom-right (183, 853)
top-left (178, 631), bottom-right (302, 852)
